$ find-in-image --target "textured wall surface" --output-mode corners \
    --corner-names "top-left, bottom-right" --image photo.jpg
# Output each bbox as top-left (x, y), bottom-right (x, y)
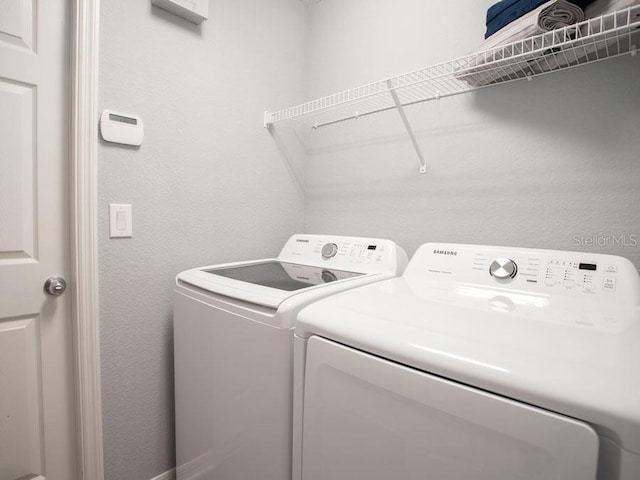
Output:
top-left (98, 1), bottom-right (307, 478)
top-left (98, 1), bottom-right (640, 478)
top-left (302, 0), bottom-right (640, 267)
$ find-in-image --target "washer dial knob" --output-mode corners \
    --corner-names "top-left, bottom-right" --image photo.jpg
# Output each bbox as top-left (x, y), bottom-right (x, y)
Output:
top-left (321, 243), bottom-right (339, 259)
top-left (489, 258), bottom-right (518, 280)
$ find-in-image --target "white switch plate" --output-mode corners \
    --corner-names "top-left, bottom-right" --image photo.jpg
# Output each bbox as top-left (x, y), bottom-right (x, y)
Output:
top-left (109, 204), bottom-right (133, 238)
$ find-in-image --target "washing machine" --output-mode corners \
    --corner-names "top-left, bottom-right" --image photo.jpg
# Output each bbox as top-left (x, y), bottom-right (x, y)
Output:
top-left (293, 243), bottom-right (640, 480)
top-left (173, 234), bottom-right (408, 480)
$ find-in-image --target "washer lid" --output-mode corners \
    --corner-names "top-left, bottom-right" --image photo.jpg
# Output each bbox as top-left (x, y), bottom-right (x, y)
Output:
top-left (177, 259), bottom-right (364, 309)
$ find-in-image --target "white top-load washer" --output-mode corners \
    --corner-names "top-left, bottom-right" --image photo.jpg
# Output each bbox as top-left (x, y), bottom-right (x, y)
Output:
top-left (293, 243), bottom-right (640, 480)
top-left (173, 234), bottom-right (408, 480)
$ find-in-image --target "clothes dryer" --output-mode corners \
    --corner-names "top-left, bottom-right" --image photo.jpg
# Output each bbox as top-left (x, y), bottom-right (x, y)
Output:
top-left (294, 243), bottom-right (640, 480)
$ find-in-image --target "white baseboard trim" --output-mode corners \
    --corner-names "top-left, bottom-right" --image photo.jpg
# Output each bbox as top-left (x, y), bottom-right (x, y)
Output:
top-left (175, 452), bottom-right (214, 480)
top-left (150, 468), bottom-right (176, 480)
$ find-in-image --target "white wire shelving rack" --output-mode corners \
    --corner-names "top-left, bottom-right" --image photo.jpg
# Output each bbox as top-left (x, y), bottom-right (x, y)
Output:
top-left (264, 6), bottom-right (640, 173)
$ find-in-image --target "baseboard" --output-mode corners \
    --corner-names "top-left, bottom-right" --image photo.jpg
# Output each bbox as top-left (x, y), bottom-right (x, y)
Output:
top-left (175, 452), bottom-right (214, 480)
top-left (150, 468), bottom-right (176, 480)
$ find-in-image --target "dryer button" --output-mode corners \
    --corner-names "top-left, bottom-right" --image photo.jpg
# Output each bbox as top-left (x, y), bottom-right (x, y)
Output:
top-left (603, 277), bottom-right (617, 292)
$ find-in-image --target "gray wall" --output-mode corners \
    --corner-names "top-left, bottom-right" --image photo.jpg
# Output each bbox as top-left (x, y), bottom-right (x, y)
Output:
top-left (302, 0), bottom-right (640, 266)
top-left (98, 0), bottom-right (640, 478)
top-left (98, 1), bottom-right (307, 479)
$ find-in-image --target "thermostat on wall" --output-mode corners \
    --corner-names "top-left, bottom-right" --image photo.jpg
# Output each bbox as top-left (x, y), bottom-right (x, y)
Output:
top-left (151, 0), bottom-right (209, 24)
top-left (100, 110), bottom-right (144, 146)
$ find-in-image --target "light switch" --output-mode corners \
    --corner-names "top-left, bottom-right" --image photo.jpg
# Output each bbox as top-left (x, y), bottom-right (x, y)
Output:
top-left (109, 204), bottom-right (132, 238)
top-left (116, 211), bottom-right (126, 230)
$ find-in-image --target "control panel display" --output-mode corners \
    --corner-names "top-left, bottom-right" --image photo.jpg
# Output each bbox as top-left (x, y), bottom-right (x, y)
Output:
top-left (277, 235), bottom-right (400, 275)
top-left (314, 240), bottom-right (387, 268)
top-left (579, 263), bottom-right (597, 271)
top-left (467, 251), bottom-right (616, 295)
top-left (408, 243), bottom-right (636, 303)
top-left (109, 113), bottom-right (137, 125)
top-left (475, 255), bottom-right (614, 295)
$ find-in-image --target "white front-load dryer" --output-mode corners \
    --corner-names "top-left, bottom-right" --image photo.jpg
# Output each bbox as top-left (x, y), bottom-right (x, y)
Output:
top-left (293, 243), bottom-right (640, 480)
top-left (173, 234), bottom-right (408, 480)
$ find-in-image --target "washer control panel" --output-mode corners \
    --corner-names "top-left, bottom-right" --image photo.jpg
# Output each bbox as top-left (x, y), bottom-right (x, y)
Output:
top-left (405, 243), bottom-right (640, 303)
top-left (315, 240), bottom-right (388, 267)
top-left (278, 235), bottom-right (409, 275)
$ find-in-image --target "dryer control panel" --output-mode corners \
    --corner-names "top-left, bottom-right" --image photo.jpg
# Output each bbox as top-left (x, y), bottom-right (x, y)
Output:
top-left (405, 243), bottom-right (640, 304)
top-left (278, 235), bottom-right (409, 275)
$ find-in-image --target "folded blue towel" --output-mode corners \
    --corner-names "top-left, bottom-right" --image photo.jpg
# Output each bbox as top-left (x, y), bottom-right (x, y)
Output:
top-left (485, 0), bottom-right (596, 38)
top-left (487, 0), bottom-right (546, 26)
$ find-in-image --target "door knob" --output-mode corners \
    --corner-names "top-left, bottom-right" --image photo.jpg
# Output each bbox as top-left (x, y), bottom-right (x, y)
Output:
top-left (44, 276), bottom-right (67, 296)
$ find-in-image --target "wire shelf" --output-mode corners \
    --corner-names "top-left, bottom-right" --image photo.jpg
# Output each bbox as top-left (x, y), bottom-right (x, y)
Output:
top-left (265, 6), bottom-right (640, 131)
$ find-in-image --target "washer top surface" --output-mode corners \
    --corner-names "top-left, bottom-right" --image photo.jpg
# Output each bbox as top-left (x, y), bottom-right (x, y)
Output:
top-left (176, 234), bottom-right (408, 309)
top-left (295, 242), bottom-right (640, 455)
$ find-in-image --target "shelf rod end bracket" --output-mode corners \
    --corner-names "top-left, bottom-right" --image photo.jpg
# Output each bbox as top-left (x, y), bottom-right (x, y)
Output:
top-left (387, 80), bottom-right (427, 174)
top-left (264, 111), bottom-right (274, 129)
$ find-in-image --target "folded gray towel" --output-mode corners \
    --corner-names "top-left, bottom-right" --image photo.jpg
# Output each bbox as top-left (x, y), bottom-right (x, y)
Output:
top-left (538, 0), bottom-right (584, 29)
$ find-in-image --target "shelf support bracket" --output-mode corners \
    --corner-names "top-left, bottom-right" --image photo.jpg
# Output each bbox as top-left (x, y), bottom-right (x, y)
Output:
top-left (264, 110), bottom-right (273, 129)
top-left (387, 80), bottom-right (427, 174)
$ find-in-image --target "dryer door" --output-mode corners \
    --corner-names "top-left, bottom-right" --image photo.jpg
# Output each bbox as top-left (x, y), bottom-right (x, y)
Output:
top-left (301, 336), bottom-right (598, 480)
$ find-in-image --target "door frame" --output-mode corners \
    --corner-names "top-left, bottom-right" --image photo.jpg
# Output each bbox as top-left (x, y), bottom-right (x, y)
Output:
top-left (70, 1), bottom-right (104, 479)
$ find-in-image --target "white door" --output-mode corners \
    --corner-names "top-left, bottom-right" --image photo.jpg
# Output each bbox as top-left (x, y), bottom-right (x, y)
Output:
top-left (302, 336), bottom-right (599, 480)
top-left (0, 1), bottom-right (77, 479)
